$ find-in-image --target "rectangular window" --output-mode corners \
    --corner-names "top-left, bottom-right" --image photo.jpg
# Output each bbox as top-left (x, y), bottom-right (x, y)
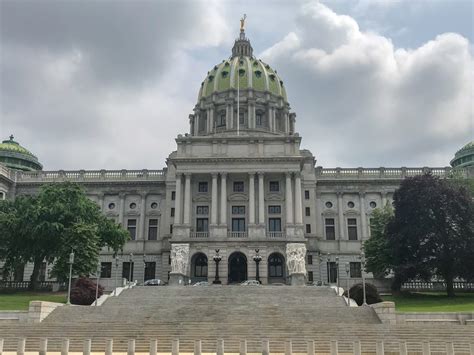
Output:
top-left (100, 262), bottom-right (112, 278)
top-left (347, 218), bottom-right (358, 240)
top-left (306, 224), bottom-right (311, 233)
top-left (307, 255), bottom-right (313, 265)
top-left (196, 206), bottom-right (209, 215)
top-left (127, 219), bottom-right (137, 240)
top-left (327, 262), bottom-right (337, 283)
top-left (268, 218), bottom-right (281, 232)
top-left (269, 181), bottom-right (280, 192)
top-left (196, 218), bottom-right (209, 232)
top-left (145, 262), bottom-right (156, 281)
top-left (233, 181), bottom-right (244, 192)
top-left (308, 271), bottom-right (314, 282)
top-left (39, 262), bottom-right (47, 281)
top-left (256, 113), bottom-right (263, 126)
top-left (14, 264), bottom-right (25, 282)
top-left (304, 190), bottom-right (310, 200)
top-left (232, 206), bottom-right (245, 215)
top-left (239, 112), bottom-right (244, 125)
top-left (122, 262), bottom-right (134, 281)
top-left (232, 218), bottom-right (246, 232)
top-left (148, 219), bottom-right (158, 240)
top-left (198, 182), bottom-right (208, 193)
top-left (305, 207), bottom-right (311, 216)
top-left (217, 114), bottom-right (226, 127)
top-left (350, 262), bottom-right (362, 278)
top-left (170, 224), bottom-right (173, 234)
top-left (325, 218), bottom-right (336, 240)
top-left (170, 208), bottom-right (175, 217)
top-left (268, 205), bottom-right (281, 214)
top-left (171, 191), bottom-right (176, 200)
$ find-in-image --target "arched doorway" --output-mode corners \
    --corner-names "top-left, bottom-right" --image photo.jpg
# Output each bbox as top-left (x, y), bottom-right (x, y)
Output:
top-left (228, 252), bottom-right (247, 283)
top-left (191, 253), bottom-right (208, 282)
top-left (268, 253), bottom-right (285, 284)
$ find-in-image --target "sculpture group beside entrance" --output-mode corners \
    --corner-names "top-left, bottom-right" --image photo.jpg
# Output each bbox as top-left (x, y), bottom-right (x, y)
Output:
top-left (286, 243), bottom-right (307, 286)
top-left (169, 243), bottom-right (190, 285)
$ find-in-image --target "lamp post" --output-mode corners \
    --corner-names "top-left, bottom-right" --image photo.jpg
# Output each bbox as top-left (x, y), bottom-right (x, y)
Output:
top-left (253, 249), bottom-right (262, 284)
top-left (360, 251), bottom-right (367, 306)
top-left (95, 263), bottom-right (101, 306)
top-left (66, 251), bottom-right (74, 305)
top-left (213, 249), bottom-right (222, 284)
top-left (114, 256), bottom-right (120, 296)
top-left (335, 256), bottom-right (340, 295)
top-left (143, 254), bottom-right (147, 284)
top-left (345, 263), bottom-right (350, 305)
top-left (129, 253), bottom-right (133, 287)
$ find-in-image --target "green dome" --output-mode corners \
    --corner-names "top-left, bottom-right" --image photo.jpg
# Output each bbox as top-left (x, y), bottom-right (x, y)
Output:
top-left (0, 135), bottom-right (43, 171)
top-left (198, 57), bottom-right (288, 102)
top-left (451, 141), bottom-right (474, 168)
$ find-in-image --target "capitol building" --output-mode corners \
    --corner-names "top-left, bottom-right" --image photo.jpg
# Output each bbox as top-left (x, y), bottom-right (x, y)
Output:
top-left (1, 25), bottom-right (473, 289)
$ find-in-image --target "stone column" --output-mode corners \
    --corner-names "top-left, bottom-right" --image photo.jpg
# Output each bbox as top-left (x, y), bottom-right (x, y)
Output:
top-left (315, 191), bottom-right (323, 237)
top-left (220, 173), bottom-right (227, 225)
top-left (118, 193), bottom-right (125, 226)
top-left (249, 173), bottom-right (256, 224)
top-left (258, 172), bottom-right (265, 224)
top-left (284, 112), bottom-right (289, 134)
top-left (209, 107), bottom-right (215, 133)
top-left (337, 192), bottom-right (345, 240)
top-left (286, 173), bottom-right (294, 225)
top-left (139, 193), bottom-right (147, 240)
top-left (211, 173), bottom-right (218, 225)
top-left (268, 107), bottom-right (273, 131)
top-left (226, 104), bottom-right (231, 130)
top-left (174, 174), bottom-right (182, 225)
top-left (189, 114), bottom-right (194, 136)
top-left (294, 173), bottom-right (303, 225)
top-left (359, 192), bottom-right (368, 240)
top-left (183, 174), bottom-right (192, 225)
top-left (194, 113), bottom-right (199, 136)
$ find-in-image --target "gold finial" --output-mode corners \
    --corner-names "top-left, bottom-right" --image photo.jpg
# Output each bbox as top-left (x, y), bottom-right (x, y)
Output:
top-left (240, 14), bottom-right (247, 31)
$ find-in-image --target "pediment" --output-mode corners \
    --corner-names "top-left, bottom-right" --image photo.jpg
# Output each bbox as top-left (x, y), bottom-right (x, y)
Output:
top-left (228, 193), bottom-right (248, 202)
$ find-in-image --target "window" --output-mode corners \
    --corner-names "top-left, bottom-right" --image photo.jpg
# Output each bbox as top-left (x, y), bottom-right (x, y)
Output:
top-left (170, 208), bottom-right (175, 217)
top-left (305, 207), bottom-right (311, 216)
top-left (350, 262), bottom-right (362, 278)
top-left (308, 271), bottom-right (314, 282)
top-left (150, 202), bottom-right (158, 209)
top-left (307, 255), bottom-right (313, 265)
top-left (129, 202), bottom-right (137, 209)
top-left (347, 201), bottom-right (355, 208)
top-left (217, 113), bottom-right (226, 127)
top-left (306, 224), bottom-right (311, 233)
top-left (196, 206), bottom-right (209, 215)
top-left (256, 112), bottom-right (263, 126)
top-left (196, 218), bottom-right (209, 232)
top-left (232, 206), bottom-right (245, 215)
top-left (268, 218), bottom-right (281, 232)
top-left (194, 254), bottom-right (208, 278)
top-left (127, 219), bottom-right (137, 240)
top-left (122, 262), bottom-right (134, 281)
top-left (327, 262), bottom-right (337, 283)
top-left (325, 201), bottom-right (333, 209)
top-left (14, 264), bottom-right (25, 282)
top-left (169, 224), bottom-right (173, 234)
top-left (39, 262), bottom-right (47, 281)
top-left (268, 205), bottom-right (281, 214)
top-left (325, 218), bottom-right (336, 240)
top-left (171, 191), bottom-right (176, 200)
top-left (268, 254), bottom-right (284, 277)
top-left (370, 201), bottom-right (377, 208)
top-left (232, 218), bottom-right (246, 232)
top-left (145, 262), bottom-right (156, 281)
top-left (233, 181), bottom-right (244, 192)
top-left (148, 219), bottom-right (158, 240)
top-left (347, 218), bottom-right (358, 240)
top-left (108, 203), bottom-right (115, 210)
top-left (304, 190), bottom-right (310, 200)
top-left (101, 262), bottom-right (112, 278)
top-left (269, 181), bottom-right (280, 192)
top-left (239, 112), bottom-right (244, 124)
top-left (198, 182), bottom-right (208, 193)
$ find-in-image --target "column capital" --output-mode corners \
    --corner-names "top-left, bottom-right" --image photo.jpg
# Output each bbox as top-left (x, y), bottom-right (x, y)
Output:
top-left (220, 172), bottom-right (228, 178)
top-left (211, 172), bottom-right (219, 178)
top-left (294, 171), bottom-right (302, 179)
top-left (285, 171), bottom-right (293, 178)
top-left (140, 192), bottom-right (148, 199)
top-left (248, 172), bottom-right (256, 178)
top-left (257, 171), bottom-right (265, 177)
top-left (118, 192), bottom-right (126, 199)
top-left (183, 172), bottom-right (192, 178)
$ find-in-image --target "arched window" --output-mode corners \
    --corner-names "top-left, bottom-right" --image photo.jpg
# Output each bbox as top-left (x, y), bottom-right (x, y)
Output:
top-left (193, 253), bottom-right (208, 278)
top-left (268, 253), bottom-right (284, 278)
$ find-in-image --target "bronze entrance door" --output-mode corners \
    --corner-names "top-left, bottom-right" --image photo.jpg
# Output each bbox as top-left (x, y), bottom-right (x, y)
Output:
top-left (228, 252), bottom-right (247, 283)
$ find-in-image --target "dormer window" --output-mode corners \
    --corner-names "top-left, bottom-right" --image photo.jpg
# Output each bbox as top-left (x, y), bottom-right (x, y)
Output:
top-left (269, 74), bottom-right (276, 81)
top-left (238, 69), bottom-right (245, 77)
top-left (221, 71), bottom-right (229, 78)
top-left (255, 70), bottom-right (262, 78)
top-left (208, 75), bottom-right (214, 82)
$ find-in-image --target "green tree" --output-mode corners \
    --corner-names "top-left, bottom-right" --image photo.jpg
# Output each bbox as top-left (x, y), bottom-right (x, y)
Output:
top-left (0, 182), bottom-right (129, 289)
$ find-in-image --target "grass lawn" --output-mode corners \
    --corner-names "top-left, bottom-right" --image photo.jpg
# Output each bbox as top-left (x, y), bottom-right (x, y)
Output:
top-left (0, 292), bottom-right (67, 310)
top-left (383, 292), bottom-right (474, 312)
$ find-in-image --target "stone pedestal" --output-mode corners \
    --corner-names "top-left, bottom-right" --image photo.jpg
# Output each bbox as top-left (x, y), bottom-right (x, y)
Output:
top-left (169, 273), bottom-right (186, 286)
top-left (289, 273), bottom-right (306, 286)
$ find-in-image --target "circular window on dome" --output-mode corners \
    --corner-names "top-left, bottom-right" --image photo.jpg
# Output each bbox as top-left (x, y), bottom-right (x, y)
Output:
top-left (224, 62), bottom-right (230, 67)
top-left (269, 74), bottom-right (276, 81)
top-left (221, 71), bottom-right (228, 78)
top-left (151, 202), bottom-right (158, 209)
top-left (253, 61), bottom-right (258, 67)
top-left (238, 68), bottom-right (245, 76)
top-left (239, 60), bottom-right (244, 65)
top-left (369, 201), bottom-right (377, 208)
top-left (347, 201), bottom-right (355, 209)
top-left (325, 201), bottom-right (333, 209)
top-left (255, 70), bottom-right (262, 78)
top-left (108, 203), bottom-right (115, 210)
top-left (130, 202), bottom-right (137, 209)
top-left (208, 75), bottom-right (214, 81)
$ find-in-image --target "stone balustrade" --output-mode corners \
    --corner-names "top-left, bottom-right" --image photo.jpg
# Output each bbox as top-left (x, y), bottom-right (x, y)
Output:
top-left (1, 337), bottom-right (473, 355)
top-left (314, 166), bottom-right (466, 179)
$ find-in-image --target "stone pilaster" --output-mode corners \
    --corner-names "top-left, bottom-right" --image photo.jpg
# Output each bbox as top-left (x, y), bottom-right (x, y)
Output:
top-left (286, 172), bottom-right (294, 225)
top-left (249, 173), bottom-right (256, 224)
top-left (174, 174), bottom-right (182, 225)
top-left (337, 191), bottom-right (345, 240)
top-left (258, 172), bottom-right (265, 225)
top-left (211, 173), bottom-right (218, 225)
top-left (294, 173), bottom-right (303, 225)
top-left (220, 173), bottom-right (227, 225)
top-left (183, 173), bottom-right (191, 225)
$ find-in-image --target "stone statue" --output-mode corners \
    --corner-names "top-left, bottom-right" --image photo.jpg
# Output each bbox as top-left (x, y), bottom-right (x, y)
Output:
top-left (286, 243), bottom-right (307, 275)
top-left (170, 244), bottom-right (190, 275)
top-left (240, 14), bottom-right (247, 31)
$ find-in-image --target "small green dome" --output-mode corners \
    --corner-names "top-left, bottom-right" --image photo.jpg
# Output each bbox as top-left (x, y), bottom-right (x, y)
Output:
top-left (451, 141), bottom-right (474, 168)
top-left (198, 57), bottom-right (288, 102)
top-left (0, 135), bottom-right (43, 171)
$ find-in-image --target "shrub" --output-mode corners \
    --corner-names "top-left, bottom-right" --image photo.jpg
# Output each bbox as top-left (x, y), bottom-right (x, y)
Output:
top-left (70, 277), bottom-right (104, 305)
top-left (344, 282), bottom-right (382, 306)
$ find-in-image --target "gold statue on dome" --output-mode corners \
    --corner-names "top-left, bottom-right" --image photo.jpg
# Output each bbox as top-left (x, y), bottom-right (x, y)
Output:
top-left (240, 14), bottom-right (247, 31)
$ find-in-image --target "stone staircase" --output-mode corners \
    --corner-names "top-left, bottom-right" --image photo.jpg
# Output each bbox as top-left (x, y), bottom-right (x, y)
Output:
top-left (0, 286), bottom-right (473, 353)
